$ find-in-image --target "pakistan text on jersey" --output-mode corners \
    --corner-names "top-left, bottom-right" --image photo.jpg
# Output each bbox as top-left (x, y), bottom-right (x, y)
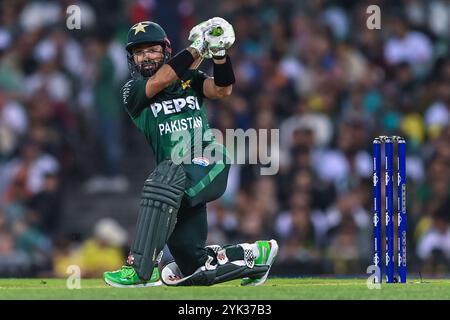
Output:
top-left (158, 116), bottom-right (203, 135)
top-left (151, 96), bottom-right (200, 117)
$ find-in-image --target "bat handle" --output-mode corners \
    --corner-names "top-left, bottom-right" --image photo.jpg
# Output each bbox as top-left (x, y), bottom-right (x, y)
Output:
top-left (191, 56), bottom-right (204, 70)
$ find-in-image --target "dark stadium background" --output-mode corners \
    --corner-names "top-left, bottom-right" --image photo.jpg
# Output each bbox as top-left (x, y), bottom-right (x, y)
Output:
top-left (0, 0), bottom-right (449, 279)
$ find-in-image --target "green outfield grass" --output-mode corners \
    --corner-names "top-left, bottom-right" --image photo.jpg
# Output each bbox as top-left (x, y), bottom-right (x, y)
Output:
top-left (0, 278), bottom-right (449, 300)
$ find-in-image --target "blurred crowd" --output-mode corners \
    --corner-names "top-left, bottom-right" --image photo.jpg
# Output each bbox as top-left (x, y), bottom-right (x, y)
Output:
top-left (0, 0), bottom-right (449, 278)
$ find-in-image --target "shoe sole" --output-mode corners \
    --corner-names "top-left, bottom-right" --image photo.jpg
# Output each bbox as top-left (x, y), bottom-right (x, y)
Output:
top-left (104, 278), bottom-right (163, 288)
top-left (242, 239), bottom-right (279, 286)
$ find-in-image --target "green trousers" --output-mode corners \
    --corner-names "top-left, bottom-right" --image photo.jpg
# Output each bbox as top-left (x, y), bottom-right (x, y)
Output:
top-left (167, 155), bottom-right (230, 276)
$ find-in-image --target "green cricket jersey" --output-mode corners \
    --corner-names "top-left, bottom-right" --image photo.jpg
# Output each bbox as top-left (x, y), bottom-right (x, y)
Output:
top-left (121, 70), bottom-right (215, 164)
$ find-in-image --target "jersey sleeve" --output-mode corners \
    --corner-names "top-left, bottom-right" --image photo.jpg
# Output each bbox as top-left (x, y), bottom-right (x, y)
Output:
top-left (191, 70), bottom-right (209, 97)
top-left (121, 79), bottom-right (151, 118)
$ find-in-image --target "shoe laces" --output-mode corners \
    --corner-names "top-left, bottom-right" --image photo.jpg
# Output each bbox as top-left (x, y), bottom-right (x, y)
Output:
top-left (244, 249), bottom-right (255, 269)
top-left (120, 266), bottom-right (136, 278)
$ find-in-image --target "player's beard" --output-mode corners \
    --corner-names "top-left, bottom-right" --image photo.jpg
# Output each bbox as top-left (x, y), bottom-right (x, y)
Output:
top-left (138, 58), bottom-right (163, 77)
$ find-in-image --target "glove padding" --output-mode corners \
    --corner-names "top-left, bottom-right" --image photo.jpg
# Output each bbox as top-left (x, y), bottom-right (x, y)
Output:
top-left (188, 19), bottom-right (212, 42)
top-left (204, 17), bottom-right (235, 59)
top-left (188, 20), bottom-right (212, 59)
top-left (188, 17), bottom-right (235, 59)
top-left (188, 37), bottom-right (210, 58)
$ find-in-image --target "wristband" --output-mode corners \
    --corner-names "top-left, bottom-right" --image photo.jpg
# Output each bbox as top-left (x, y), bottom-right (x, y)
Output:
top-left (213, 55), bottom-right (235, 87)
top-left (167, 49), bottom-right (195, 79)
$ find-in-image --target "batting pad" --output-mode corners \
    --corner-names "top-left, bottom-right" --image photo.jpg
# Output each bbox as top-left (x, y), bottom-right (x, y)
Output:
top-left (129, 160), bottom-right (186, 281)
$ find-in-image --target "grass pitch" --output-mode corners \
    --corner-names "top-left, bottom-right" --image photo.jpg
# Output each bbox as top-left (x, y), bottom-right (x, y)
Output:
top-left (0, 278), bottom-right (449, 300)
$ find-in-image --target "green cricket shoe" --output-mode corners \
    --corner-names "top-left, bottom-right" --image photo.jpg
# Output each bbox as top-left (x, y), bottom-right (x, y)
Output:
top-left (103, 265), bottom-right (162, 288)
top-left (241, 239), bottom-right (279, 286)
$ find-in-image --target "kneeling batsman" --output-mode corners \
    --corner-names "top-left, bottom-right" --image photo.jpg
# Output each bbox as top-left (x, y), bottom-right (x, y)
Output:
top-left (103, 17), bottom-right (278, 288)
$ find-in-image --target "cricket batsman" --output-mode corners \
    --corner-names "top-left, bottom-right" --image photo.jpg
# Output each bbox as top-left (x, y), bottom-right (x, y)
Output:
top-left (103, 17), bottom-right (278, 287)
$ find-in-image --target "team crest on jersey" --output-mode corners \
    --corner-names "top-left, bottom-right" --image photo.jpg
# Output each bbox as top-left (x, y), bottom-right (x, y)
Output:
top-left (181, 79), bottom-right (191, 90)
top-left (192, 157), bottom-right (210, 167)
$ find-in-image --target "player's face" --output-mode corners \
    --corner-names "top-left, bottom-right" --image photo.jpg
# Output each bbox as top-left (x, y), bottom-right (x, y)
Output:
top-left (132, 43), bottom-right (164, 74)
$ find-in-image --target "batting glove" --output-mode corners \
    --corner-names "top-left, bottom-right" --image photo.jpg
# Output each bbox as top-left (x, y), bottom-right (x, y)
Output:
top-left (188, 37), bottom-right (210, 59)
top-left (188, 20), bottom-right (212, 42)
top-left (204, 17), bottom-right (235, 59)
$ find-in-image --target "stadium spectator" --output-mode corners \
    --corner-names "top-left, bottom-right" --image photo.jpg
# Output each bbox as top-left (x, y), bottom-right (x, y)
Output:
top-left (53, 217), bottom-right (127, 278)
